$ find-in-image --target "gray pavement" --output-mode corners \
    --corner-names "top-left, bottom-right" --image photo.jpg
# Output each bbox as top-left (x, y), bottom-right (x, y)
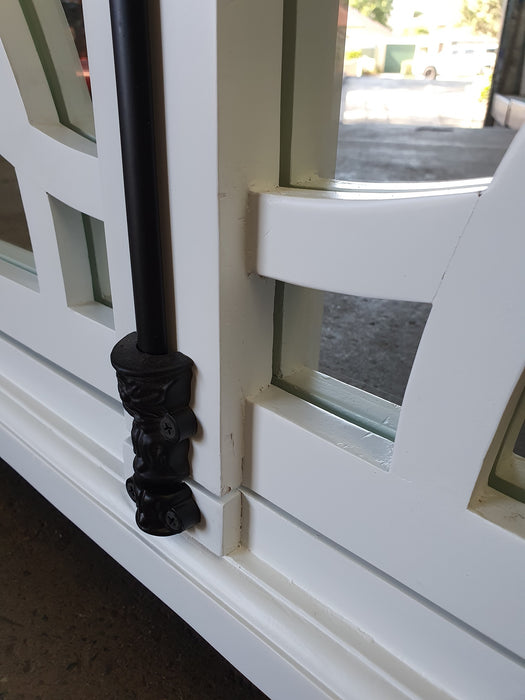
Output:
top-left (340, 76), bottom-right (491, 128)
top-left (336, 76), bottom-right (516, 182)
top-left (336, 122), bottom-right (516, 182)
top-left (320, 295), bottom-right (431, 405)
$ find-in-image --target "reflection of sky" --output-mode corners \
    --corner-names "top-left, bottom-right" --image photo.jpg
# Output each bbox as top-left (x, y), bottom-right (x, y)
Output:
top-left (389, 0), bottom-right (463, 32)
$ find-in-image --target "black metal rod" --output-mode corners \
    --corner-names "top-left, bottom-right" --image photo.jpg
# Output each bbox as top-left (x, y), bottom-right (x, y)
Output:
top-left (109, 0), bottom-right (168, 355)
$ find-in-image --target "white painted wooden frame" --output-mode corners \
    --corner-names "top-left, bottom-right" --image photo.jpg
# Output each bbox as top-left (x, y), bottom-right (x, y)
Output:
top-left (247, 107), bottom-right (525, 662)
top-left (239, 0), bottom-right (525, 663)
top-left (0, 1), bottom-right (524, 697)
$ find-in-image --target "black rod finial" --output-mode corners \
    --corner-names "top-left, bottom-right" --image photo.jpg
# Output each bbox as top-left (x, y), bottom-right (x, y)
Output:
top-left (111, 333), bottom-right (201, 536)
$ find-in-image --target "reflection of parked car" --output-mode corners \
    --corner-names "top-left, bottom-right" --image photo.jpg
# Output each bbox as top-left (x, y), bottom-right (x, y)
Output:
top-left (413, 41), bottom-right (497, 80)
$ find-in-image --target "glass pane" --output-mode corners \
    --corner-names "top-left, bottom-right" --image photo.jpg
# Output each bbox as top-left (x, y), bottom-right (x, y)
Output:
top-left (319, 292), bottom-right (431, 404)
top-left (60, 1), bottom-right (90, 91)
top-left (514, 420), bottom-right (525, 459)
top-left (82, 214), bottom-right (111, 307)
top-left (273, 284), bottom-right (430, 439)
top-left (0, 154), bottom-right (36, 275)
top-left (50, 197), bottom-right (112, 323)
top-left (489, 388), bottom-right (525, 504)
top-left (19, 0), bottom-right (95, 140)
top-left (282, 0), bottom-right (516, 187)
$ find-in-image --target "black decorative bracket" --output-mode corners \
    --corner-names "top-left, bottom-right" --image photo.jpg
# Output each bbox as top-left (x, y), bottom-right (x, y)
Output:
top-left (111, 333), bottom-right (200, 536)
top-left (109, 1), bottom-right (200, 535)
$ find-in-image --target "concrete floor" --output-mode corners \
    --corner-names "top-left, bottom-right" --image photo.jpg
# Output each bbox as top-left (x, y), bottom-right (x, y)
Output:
top-left (336, 121), bottom-right (516, 182)
top-left (0, 460), bottom-right (267, 700)
top-left (319, 295), bottom-right (431, 404)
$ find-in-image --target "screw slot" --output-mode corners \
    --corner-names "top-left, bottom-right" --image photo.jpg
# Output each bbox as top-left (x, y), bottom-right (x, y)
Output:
top-left (165, 508), bottom-right (182, 533)
top-left (159, 413), bottom-right (178, 440)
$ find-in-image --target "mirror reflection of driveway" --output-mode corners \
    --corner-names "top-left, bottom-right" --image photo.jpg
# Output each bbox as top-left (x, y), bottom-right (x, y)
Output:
top-left (341, 76), bottom-right (488, 127)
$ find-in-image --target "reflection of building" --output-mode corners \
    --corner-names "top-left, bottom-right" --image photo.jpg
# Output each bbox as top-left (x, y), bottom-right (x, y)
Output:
top-left (345, 6), bottom-right (392, 51)
top-left (346, 3), bottom-right (501, 76)
top-left (344, 8), bottom-right (392, 75)
top-left (345, 7), bottom-right (417, 75)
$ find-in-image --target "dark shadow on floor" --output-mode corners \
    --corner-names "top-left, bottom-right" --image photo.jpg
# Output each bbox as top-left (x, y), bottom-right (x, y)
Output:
top-left (0, 460), bottom-right (267, 700)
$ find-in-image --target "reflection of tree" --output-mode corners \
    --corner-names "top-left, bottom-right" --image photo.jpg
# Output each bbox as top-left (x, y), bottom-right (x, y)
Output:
top-left (460, 0), bottom-right (502, 38)
top-left (349, 0), bottom-right (393, 28)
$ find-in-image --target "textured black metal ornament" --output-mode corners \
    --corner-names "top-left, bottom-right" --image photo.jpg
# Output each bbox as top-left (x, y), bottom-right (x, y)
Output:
top-left (111, 333), bottom-right (201, 536)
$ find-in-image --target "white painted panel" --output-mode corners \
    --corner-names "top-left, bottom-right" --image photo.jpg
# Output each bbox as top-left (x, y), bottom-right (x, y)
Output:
top-left (0, 331), bottom-right (124, 466)
top-left (241, 491), bottom-right (525, 700)
top-left (245, 387), bottom-right (525, 658)
top-left (0, 277), bottom-right (118, 395)
top-left (17, 126), bottom-right (100, 217)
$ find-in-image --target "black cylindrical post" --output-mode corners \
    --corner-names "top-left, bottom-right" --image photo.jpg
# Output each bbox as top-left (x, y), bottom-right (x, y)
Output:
top-left (109, 1), bottom-right (201, 535)
top-left (109, 0), bottom-right (167, 355)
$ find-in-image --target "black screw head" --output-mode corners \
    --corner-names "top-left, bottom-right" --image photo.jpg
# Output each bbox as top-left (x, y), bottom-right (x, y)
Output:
top-left (164, 507), bottom-right (183, 533)
top-left (159, 413), bottom-right (178, 441)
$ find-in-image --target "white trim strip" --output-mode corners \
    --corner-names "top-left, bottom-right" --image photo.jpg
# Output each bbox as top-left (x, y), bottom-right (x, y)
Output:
top-left (250, 187), bottom-right (481, 302)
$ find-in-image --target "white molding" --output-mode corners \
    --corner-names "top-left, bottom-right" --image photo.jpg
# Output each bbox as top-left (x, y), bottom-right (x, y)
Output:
top-left (0, 331), bottom-right (123, 464)
top-left (245, 383), bottom-right (525, 657)
top-left (240, 490), bottom-right (525, 699)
